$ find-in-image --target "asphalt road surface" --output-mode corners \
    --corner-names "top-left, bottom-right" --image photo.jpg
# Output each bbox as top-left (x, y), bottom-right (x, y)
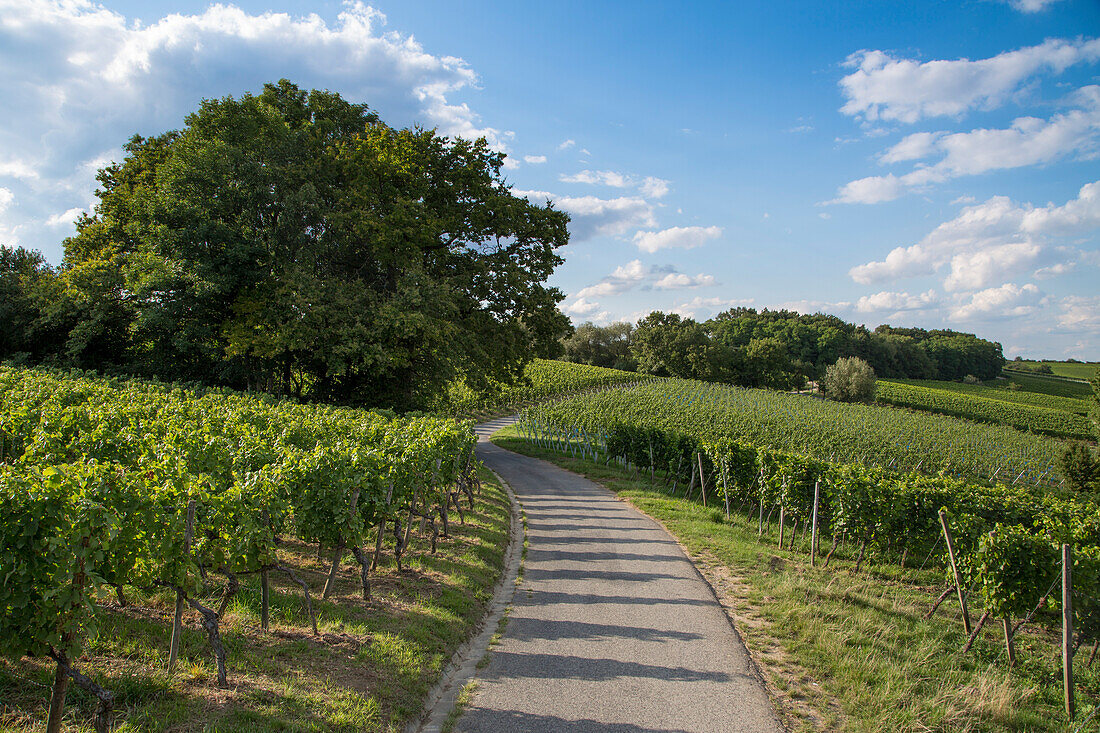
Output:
top-left (454, 418), bottom-right (782, 733)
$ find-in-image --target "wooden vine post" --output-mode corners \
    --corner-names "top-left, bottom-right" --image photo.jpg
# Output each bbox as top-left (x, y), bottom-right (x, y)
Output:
top-left (1063, 543), bottom-right (1074, 720)
top-left (939, 509), bottom-right (972, 635)
top-left (168, 499), bottom-right (196, 676)
top-left (696, 452), bottom-right (707, 508)
top-left (260, 510), bottom-right (271, 633)
top-left (810, 480), bottom-right (820, 567)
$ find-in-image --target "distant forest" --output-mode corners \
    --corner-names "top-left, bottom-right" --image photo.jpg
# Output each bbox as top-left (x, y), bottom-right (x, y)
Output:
top-left (561, 309), bottom-right (1005, 389)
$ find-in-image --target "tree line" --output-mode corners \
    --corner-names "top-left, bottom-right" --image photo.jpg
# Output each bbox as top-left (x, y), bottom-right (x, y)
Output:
top-left (562, 308), bottom-right (1005, 388)
top-left (0, 81), bottom-right (570, 411)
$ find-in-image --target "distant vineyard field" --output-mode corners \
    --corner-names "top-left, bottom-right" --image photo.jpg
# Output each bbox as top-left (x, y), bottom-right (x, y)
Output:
top-left (438, 359), bottom-right (650, 415)
top-left (884, 378), bottom-right (1089, 415)
top-left (875, 380), bottom-right (1093, 440)
top-left (1005, 361), bottom-right (1099, 381)
top-left (526, 379), bottom-right (1064, 488)
top-left (1002, 372), bottom-right (1096, 400)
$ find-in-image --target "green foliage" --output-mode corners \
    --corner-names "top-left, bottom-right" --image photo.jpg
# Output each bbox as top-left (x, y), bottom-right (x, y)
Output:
top-left (52, 80), bottom-right (569, 410)
top-left (823, 356), bottom-right (876, 402)
top-left (522, 379), bottom-right (1062, 488)
top-left (560, 321), bottom-right (636, 371)
top-left (877, 380), bottom-right (1093, 440)
top-left (436, 358), bottom-right (650, 414)
top-left (885, 376), bottom-right (1091, 414)
top-left (631, 312), bottom-right (730, 381)
top-left (1060, 443), bottom-right (1100, 494)
top-left (0, 366), bottom-right (476, 675)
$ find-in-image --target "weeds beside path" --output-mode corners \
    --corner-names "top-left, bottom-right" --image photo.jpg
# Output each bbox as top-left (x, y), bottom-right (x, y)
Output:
top-left (492, 430), bottom-right (1095, 733)
top-left (0, 468), bottom-right (511, 733)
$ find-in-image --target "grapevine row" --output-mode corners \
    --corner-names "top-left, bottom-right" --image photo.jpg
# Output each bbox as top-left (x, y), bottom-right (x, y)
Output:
top-left (0, 366), bottom-right (480, 730)
top-left (517, 385), bottom-right (1100, 663)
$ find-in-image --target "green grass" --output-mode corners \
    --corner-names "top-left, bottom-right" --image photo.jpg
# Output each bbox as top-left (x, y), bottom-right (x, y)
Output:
top-left (0, 468), bottom-right (511, 733)
top-left (1007, 362), bottom-right (1100, 381)
top-left (876, 380), bottom-right (1093, 440)
top-left (885, 377), bottom-right (1091, 416)
top-left (492, 430), bottom-right (1100, 732)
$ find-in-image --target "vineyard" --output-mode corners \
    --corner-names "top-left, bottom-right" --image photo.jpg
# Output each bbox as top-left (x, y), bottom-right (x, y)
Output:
top-left (523, 379), bottom-right (1065, 488)
top-left (512, 380), bottom-right (1100, 719)
top-left (436, 359), bottom-right (652, 416)
top-left (883, 377), bottom-right (1092, 415)
top-left (0, 367), bottom-right (493, 732)
top-left (875, 379), bottom-right (1094, 440)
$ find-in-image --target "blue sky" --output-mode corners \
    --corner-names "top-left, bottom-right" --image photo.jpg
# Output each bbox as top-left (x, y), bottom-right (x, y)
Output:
top-left (2, 1), bottom-right (1099, 358)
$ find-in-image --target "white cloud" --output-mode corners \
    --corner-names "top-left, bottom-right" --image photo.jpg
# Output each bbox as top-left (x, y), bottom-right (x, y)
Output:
top-left (825, 173), bottom-right (906, 204)
top-left (849, 181), bottom-right (1100, 291)
top-left (560, 169), bottom-right (671, 200)
top-left (514, 189), bottom-right (657, 241)
top-left (0, 0), bottom-right (514, 259)
top-left (640, 176), bottom-right (671, 199)
top-left (561, 169), bottom-right (633, 187)
top-left (1056, 296), bottom-right (1100, 331)
top-left (562, 297), bottom-right (603, 317)
top-left (558, 139), bottom-right (575, 150)
top-left (891, 85), bottom-right (1099, 182)
top-left (950, 282), bottom-right (1043, 321)
top-left (855, 289), bottom-right (938, 313)
top-left (839, 38), bottom-right (1100, 124)
top-left (44, 207), bottom-right (85, 228)
top-left (1008, 0), bottom-right (1064, 11)
top-left (653, 272), bottom-right (716, 290)
top-left (523, 154), bottom-right (546, 164)
top-left (671, 296), bottom-right (754, 320)
top-left (0, 160), bottom-right (39, 180)
top-left (632, 225), bottom-right (722, 253)
top-left (574, 259), bottom-right (716, 299)
top-left (836, 86), bottom-right (1100, 204)
top-left (0, 188), bottom-right (13, 213)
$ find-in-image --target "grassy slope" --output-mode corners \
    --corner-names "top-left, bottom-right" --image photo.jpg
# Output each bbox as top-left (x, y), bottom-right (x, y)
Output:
top-left (884, 377), bottom-right (1090, 416)
top-left (1012, 362), bottom-right (1100, 381)
top-left (0, 468), bottom-right (510, 733)
top-left (492, 430), bottom-right (1099, 733)
top-left (875, 380), bottom-right (1093, 440)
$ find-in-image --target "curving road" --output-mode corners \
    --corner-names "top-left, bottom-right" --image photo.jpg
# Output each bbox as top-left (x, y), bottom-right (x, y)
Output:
top-left (453, 418), bottom-right (782, 733)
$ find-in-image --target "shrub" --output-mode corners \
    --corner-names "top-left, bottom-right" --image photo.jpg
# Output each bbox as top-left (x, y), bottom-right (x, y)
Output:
top-left (1061, 442), bottom-right (1100, 494)
top-left (963, 374), bottom-right (980, 385)
top-left (824, 357), bottom-right (876, 403)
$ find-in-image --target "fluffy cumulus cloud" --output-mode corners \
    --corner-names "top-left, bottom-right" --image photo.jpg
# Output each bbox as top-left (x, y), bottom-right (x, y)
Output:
top-left (523, 155), bottom-right (546, 164)
top-left (832, 86), bottom-right (1100, 204)
top-left (632, 225), bottom-right (723, 253)
top-left (950, 282), bottom-right (1044, 321)
top-left (854, 289), bottom-right (938, 313)
top-left (0, 0), bottom-right (511, 258)
top-left (1056, 296), bottom-right (1100, 331)
top-left (574, 259), bottom-right (717, 300)
top-left (1008, 0), bottom-right (1064, 11)
top-left (849, 181), bottom-right (1100, 290)
top-left (515, 190), bottom-right (657, 241)
top-left (560, 169), bottom-right (671, 199)
top-left (671, 296), bottom-right (754, 320)
top-left (839, 38), bottom-right (1100, 124)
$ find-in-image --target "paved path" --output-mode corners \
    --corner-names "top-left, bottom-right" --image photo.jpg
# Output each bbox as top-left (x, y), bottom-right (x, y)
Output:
top-left (454, 418), bottom-right (782, 733)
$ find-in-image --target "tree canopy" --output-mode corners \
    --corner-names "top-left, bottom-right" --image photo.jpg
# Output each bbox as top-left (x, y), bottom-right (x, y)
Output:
top-left (39, 80), bottom-right (570, 409)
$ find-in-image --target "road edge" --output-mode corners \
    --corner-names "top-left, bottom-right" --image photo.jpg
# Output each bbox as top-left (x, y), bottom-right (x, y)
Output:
top-left (406, 466), bottom-right (525, 733)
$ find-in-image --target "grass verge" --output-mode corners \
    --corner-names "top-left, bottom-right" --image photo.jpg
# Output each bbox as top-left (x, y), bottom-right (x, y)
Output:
top-left (492, 428), bottom-right (1100, 733)
top-left (0, 467), bottom-right (511, 733)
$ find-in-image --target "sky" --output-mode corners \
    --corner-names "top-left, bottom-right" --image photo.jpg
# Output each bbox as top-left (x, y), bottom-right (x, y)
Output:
top-left (2, 0), bottom-right (1099, 358)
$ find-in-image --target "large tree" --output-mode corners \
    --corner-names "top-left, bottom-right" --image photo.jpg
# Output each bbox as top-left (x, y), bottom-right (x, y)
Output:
top-left (61, 80), bottom-right (570, 409)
